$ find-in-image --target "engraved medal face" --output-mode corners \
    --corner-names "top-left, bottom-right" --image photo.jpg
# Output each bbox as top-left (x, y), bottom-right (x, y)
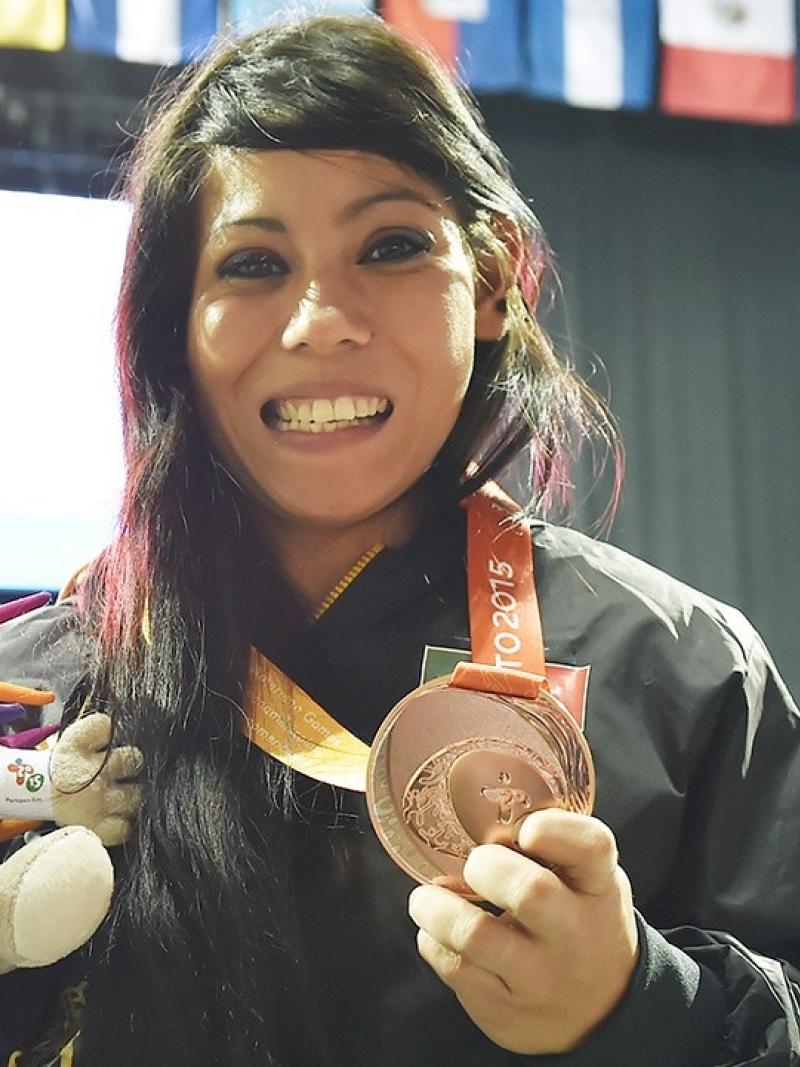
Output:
top-left (447, 747), bottom-right (556, 848)
top-left (365, 677), bottom-right (594, 891)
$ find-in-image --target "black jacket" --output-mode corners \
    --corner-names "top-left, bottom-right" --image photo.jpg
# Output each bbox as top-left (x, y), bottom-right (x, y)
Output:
top-left (1, 509), bottom-right (799, 1066)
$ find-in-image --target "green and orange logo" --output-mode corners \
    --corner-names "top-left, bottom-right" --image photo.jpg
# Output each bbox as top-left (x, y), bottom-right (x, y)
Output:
top-left (6, 757), bottom-right (45, 793)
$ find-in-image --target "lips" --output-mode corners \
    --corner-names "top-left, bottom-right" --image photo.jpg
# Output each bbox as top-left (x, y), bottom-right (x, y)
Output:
top-left (261, 394), bottom-right (392, 434)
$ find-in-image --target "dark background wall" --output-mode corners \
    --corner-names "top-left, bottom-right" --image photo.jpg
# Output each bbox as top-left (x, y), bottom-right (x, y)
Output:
top-left (1, 50), bottom-right (798, 696)
top-left (481, 96), bottom-right (800, 698)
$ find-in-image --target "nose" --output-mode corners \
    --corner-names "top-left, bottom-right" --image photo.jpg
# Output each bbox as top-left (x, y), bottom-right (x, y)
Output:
top-left (281, 279), bottom-right (371, 353)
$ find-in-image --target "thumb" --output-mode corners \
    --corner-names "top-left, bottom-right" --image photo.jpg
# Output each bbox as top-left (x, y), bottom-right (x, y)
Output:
top-left (515, 809), bottom-right (620, 896)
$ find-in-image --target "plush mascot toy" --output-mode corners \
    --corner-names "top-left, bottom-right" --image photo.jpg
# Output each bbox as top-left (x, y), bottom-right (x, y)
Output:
top-left (0, 596), bottom-right (141, 975)
top-left (0, 713), bottom-right (141, 975)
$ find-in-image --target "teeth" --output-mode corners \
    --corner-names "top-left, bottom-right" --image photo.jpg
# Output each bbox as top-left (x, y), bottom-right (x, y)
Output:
top-left (273, 394), bottom-right (390, 433)
top-left (334, 397), bottom-right (356, 421)
top-left (312, 398), bottom-right (334, 423)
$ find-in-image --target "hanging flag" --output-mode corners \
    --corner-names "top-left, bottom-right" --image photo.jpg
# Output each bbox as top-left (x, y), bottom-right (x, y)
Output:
top-left (659, 1), bottom-right (797, 124)
top-left (0, 0), bottom-right (66, 50)
top-left (381, 0), bottom-right (524, 92)
top-left (68, 0), bottom-right (217, 64)
top-left (227, 0), bottom-right (373, 36)
top-left (526, 0), bottom-right (658, 110)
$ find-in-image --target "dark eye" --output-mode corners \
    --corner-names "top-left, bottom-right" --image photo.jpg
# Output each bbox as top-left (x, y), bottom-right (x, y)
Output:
top-left (217, 250), bottom-right (288, 280)
top-left (360, 231), bottom-right (432, 264)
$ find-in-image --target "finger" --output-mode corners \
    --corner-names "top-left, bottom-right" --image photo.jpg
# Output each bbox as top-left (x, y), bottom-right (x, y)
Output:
top-left (416, 929), bottom-right (510, 998)
top-left (515, 810), bottom-right (619, 896)
top-left (409, 884), bottom-right (528, 979)
top-left (105, 745), bottom-right (144, 782)
top-left (462, 844), bottom-right (568, 936)
top-left (51, 752), bottom-right (105, 792)
top-left (61, 713), bottom-right (112, 755)
top-left (99, 784), bottom-right (141, 818)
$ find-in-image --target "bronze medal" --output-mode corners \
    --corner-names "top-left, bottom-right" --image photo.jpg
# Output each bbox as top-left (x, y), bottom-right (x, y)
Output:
top-left (366, 674), bottom-right (594, 888)
top-left (367, 486), bottom-right (595, 890)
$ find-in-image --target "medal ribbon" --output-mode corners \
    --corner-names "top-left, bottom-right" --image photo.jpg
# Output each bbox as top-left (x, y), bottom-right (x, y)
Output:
top-left (243, 487), bottom-right (567, 792)
top-left (454, 485), bottom-right (547, 700)
top-left (242, 650), bottom-right (371, 791)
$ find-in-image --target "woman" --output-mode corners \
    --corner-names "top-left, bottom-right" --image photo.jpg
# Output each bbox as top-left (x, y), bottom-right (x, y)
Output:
top-left (0, 14), bottom-right (798, 1066)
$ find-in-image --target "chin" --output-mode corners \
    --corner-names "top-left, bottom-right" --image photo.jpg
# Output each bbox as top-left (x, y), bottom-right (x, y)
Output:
top-left (260, 481), bottom-right (419, 534)
top-left (284, 498), bottom-right (396, 529)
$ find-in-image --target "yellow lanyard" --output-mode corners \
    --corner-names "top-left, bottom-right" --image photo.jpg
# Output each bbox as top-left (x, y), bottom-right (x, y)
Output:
top-left (243, 650), bottom-right (371, 791)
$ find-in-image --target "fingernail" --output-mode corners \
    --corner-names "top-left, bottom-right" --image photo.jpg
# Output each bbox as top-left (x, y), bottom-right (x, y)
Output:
top-left (408, 885), bottom-right (428, 920)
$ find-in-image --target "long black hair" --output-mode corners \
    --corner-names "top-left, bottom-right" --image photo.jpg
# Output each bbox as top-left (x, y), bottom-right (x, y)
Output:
top-left (75, 15), bottom-right (616, 1065)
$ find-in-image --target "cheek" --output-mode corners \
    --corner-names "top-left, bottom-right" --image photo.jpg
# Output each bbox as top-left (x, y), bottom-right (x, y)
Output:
top-left (187, 301), bottom-right (251, 453)
top-left (188, 295), bottom-right (265, 384)
top-left (440, 283), bottom-right (477, 392)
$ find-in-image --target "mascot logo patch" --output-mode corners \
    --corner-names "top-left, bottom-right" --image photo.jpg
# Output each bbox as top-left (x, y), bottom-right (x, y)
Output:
top-left (6, 757), bottom-right (45, 793)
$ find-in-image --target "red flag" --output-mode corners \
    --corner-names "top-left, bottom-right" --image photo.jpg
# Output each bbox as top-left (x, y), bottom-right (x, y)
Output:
top-left (659, 0), bottom-right (797, 125)
top-left (381, 0), bottom-right (459, 67)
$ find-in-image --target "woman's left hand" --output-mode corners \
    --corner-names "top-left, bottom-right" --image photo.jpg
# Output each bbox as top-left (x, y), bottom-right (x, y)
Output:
top-left (407, 808), bottom-right (639, 1055)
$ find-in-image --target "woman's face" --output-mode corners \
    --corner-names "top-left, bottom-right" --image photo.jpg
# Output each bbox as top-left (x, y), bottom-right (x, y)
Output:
top-left (187, 149), bottom-right (480, 534)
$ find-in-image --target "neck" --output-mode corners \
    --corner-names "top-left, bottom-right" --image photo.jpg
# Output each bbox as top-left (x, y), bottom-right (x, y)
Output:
top-left (256, 495), bottom-right (423, 609)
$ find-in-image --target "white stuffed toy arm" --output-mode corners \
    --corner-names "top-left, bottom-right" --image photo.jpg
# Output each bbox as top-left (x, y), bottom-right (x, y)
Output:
top-left (50, 712), bottom-right (143, 846)
top-left (0, 713), bottom-right (143, 975)
top-left (2, 713), bottom-right (142, 846)
top-left (0, 825), bottom-right (113, 975)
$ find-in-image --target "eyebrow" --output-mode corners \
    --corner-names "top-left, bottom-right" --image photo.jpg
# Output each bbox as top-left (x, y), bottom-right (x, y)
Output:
top-left (339, 187), bottom-right (442, 220)
top-left (212, 187), bottom-right (442, 236)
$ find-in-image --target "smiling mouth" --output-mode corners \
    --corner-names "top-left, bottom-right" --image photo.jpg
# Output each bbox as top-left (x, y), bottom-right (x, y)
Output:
top-left (261, 395), bottom-right (392, 434)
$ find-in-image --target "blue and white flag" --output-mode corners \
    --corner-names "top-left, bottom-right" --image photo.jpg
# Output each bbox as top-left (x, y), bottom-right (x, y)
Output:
top-left (69, 0), bottom-right (218, 64)
top-left (227, 1), bottom-right (373, 36)
top-left (455, 0), bottom-right (525, 92)
top-left (526, 0), bottom-right (658, 110)
top-left (383, 0), bottom-right (524, 93)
